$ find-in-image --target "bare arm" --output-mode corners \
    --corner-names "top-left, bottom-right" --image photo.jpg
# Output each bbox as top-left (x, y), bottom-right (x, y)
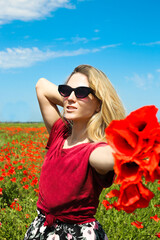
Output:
top-left (89, 145), bottom-right (114, 175)
top-left (36, 78), bottom-right (63, 134)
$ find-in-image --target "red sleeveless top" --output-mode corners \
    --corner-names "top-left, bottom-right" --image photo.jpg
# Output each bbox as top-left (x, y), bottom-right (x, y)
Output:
top-left (37, 118), bottom-right (114, 226)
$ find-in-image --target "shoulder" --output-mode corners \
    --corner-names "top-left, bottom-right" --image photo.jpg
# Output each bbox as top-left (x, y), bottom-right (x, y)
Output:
top-left (46, 117), bottom-right (71, 149)
top-left (89, 143), bottom-right (114, 175)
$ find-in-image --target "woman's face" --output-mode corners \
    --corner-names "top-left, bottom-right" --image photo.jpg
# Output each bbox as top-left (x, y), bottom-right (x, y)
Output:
top-left (63, 73), bottom-right (100, 122)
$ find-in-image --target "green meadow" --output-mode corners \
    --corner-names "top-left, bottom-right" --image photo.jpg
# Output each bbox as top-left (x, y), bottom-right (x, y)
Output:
top-left (0, 123), bottom-right (160, 240)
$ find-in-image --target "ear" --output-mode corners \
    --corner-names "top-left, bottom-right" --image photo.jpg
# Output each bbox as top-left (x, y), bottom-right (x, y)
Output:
top-left (96, 100), bottom-right (102, 112)
top-left (96, 105), bottom-right (101, 113)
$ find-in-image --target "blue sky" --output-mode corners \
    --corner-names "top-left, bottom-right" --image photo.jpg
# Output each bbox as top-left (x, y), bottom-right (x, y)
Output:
top-left (0, 0), bottom-right (160, 122)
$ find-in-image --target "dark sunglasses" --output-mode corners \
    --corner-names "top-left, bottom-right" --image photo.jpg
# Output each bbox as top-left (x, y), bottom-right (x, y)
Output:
top-left (58, 85), bottom-right (95, 99)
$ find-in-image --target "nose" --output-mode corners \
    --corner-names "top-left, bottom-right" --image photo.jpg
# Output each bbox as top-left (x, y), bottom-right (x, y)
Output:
top-left (67, 90), bottom-right (76, 101)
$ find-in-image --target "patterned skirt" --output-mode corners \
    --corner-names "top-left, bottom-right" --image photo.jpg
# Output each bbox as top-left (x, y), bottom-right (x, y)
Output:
top-left (24, 210), bottom-right (108, 240)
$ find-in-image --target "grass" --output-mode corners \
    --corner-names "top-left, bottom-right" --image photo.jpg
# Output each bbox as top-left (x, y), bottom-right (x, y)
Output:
top-left (0, 123), bottom-right (160, 240)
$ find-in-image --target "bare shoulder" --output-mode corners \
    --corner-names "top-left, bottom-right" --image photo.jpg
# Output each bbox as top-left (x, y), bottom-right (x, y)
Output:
top-left (89, 144), bottom-right (114, 175)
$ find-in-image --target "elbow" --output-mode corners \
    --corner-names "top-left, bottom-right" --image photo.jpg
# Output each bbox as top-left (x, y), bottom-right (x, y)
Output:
top-left (36, 78), bottom-right (46, 92)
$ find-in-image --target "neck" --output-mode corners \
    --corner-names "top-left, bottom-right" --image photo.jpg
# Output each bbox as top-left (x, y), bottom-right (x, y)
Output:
top-left (68, 120), bottom-right (90, 145)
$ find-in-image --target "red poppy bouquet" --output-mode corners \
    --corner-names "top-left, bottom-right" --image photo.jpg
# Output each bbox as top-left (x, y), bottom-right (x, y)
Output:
top-left (104, 105), bottom-right (160, 213)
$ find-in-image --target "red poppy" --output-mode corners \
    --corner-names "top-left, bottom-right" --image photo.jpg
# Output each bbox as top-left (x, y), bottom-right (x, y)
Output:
top-left (102, 200), bottom-right (113, 210)
top-left (8, 167), bottom-right (16, 175)
top-left (34, 188), bottom-right (39, 193)
top-left (23, 170), bottom-right (28, 176)
top-left (17, 165), bottom-right (23, 170)
top-left (30, 177), bottom-right (38, 186)
top-left (156, 233), bottom-right (160, 238)
top-left (10, 201), bottom-right (22, 211)
top-left (131, 220), bottom-right (144, 229)
top-left (10, 177), bottom-right (16, 182)
top-left (112, 181), bottom-right (154, 213)
top-left (105, 105), bottom-right (159, 157)
top-left (23, 185), bottom-right (29, 190)
top-left (0, 188), bottom-right (3, 195)
top-left (113, 154), bottom-right (144, 184)
top-left (105, 120), bottom-right (138, 156)
top-left (150, 215), bottom-right (160, 222)
top-left (21, 177), bottom-right (28, 182)
top-left (13, 161), bottom-right (19, 164)
top-left (105, 189), bottom-right (120, 198)
top-left (104, 105), bottom-right (160, 213)
top-left (143, 148), bottom-right (160, 182)
top-left (154, 204), bottom-right (160, 207)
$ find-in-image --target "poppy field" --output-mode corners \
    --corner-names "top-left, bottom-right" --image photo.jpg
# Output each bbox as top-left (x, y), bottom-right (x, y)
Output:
top-left (0, 123), bottom-right (160, 240)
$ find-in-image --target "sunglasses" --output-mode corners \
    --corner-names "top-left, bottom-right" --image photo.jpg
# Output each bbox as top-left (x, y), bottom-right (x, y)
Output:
top-left (58, 85), bottom-right (95, 99)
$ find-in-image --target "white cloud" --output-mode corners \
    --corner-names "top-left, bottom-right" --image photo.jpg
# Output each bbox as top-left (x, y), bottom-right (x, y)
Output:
top-left (156, 69), bottom-right (160, 72)
top-left (101, 43), bottom-right (121, 49)
top-left (0, 45), bottom-right (120, 69)
top-left (132, 41), bottom-right (160, 46)
top-left (71, 36), bottom-right (89, 44)
top-left (64, 35), bottom-right (100, 45)
top-left (0, 0), bottom-right (74, 24)
top-left (125, 73), bottom-right (154, 89)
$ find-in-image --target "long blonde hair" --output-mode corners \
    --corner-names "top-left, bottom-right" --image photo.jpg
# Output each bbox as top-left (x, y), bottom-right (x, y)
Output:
top-left (66, 64), bottom-right (126, 142)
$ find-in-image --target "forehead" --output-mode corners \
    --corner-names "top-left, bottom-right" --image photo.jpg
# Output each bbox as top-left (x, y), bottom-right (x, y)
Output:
top-left (67, 73), bottom-right (89, 88)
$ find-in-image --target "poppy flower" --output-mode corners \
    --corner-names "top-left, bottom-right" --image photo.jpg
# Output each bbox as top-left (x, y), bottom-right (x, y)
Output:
top-left (104, 105), bottom-right (160, 213)
top-left (105, 120), bottom-right (138, 156)
top-left (10, 201), bottom-right (22, 211)
top-left (10, 177), bottom-right (16, 182)
top-left (17, 165), bottom-right (23, 170)
top-left (102, 200), bottom-right (113, 210)
top-left (131, 220), bottom-right (144, 229)
top-left (154, 204), bottom-right (160, 207)
top-left (23, 170), bottom-right (28, 176)
top-left (150, 215), bottom-right (160, 222)
top-left (0, 188), bottom-right (3, 195)
top-left (126, 105), bottom-right (159, 138)
top-left (105, 105), bottom-right (159, 157)
top-left (112, 181), bottom-right (154, 213)
top-left (143, 149), bottom-right (160, 182)
top-left (105, 189), bottom-right (120, 198)
top-left (155, 233), bottom-right (160, 238)
top-left (113, 154), bottom-right (144, 184)
top-left (34, 188), bottom-right (39, 193)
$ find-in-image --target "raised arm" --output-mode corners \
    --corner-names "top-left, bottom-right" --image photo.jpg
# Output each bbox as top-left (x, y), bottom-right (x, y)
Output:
top-left (36, 78), bottom-right (63, 134)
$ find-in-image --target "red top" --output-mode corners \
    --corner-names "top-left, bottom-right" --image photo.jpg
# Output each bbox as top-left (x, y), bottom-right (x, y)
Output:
top-left (37, 118), bottom-right (114, 226)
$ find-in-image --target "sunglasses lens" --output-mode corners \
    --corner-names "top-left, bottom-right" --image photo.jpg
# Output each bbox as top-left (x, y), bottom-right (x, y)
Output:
top-left (75, 87), bottom-right (90, 98)
top-left (59, 85), bottom-right (71, 97)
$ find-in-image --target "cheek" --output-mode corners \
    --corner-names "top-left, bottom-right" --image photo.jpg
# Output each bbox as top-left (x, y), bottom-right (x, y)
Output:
top-left (80, 102), bottom-right (98, 115)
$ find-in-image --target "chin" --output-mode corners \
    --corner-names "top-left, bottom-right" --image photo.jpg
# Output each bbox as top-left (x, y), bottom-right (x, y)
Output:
top-left (64, 113), bottom-right (76, 120)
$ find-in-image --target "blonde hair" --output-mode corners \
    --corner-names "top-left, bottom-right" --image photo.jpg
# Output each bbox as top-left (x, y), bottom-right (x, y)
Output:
top-left (66, 64), bottom-right (126, 142)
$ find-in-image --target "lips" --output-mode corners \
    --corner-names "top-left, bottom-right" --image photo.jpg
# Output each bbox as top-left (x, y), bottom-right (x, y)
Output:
top-left (66, 105), bottom-right (77, 109)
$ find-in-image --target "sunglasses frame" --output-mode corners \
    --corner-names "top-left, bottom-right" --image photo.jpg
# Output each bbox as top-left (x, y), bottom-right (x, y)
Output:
top-left (58, 85), bottom-right (95, 99)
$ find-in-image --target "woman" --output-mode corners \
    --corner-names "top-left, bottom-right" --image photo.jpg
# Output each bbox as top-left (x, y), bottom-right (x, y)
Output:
top-left (24, 64), bottom-right (125, 240)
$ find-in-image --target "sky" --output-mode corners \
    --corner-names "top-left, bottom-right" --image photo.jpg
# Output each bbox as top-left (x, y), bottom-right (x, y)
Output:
top-left (0, 0), bottom-right (160, 122)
